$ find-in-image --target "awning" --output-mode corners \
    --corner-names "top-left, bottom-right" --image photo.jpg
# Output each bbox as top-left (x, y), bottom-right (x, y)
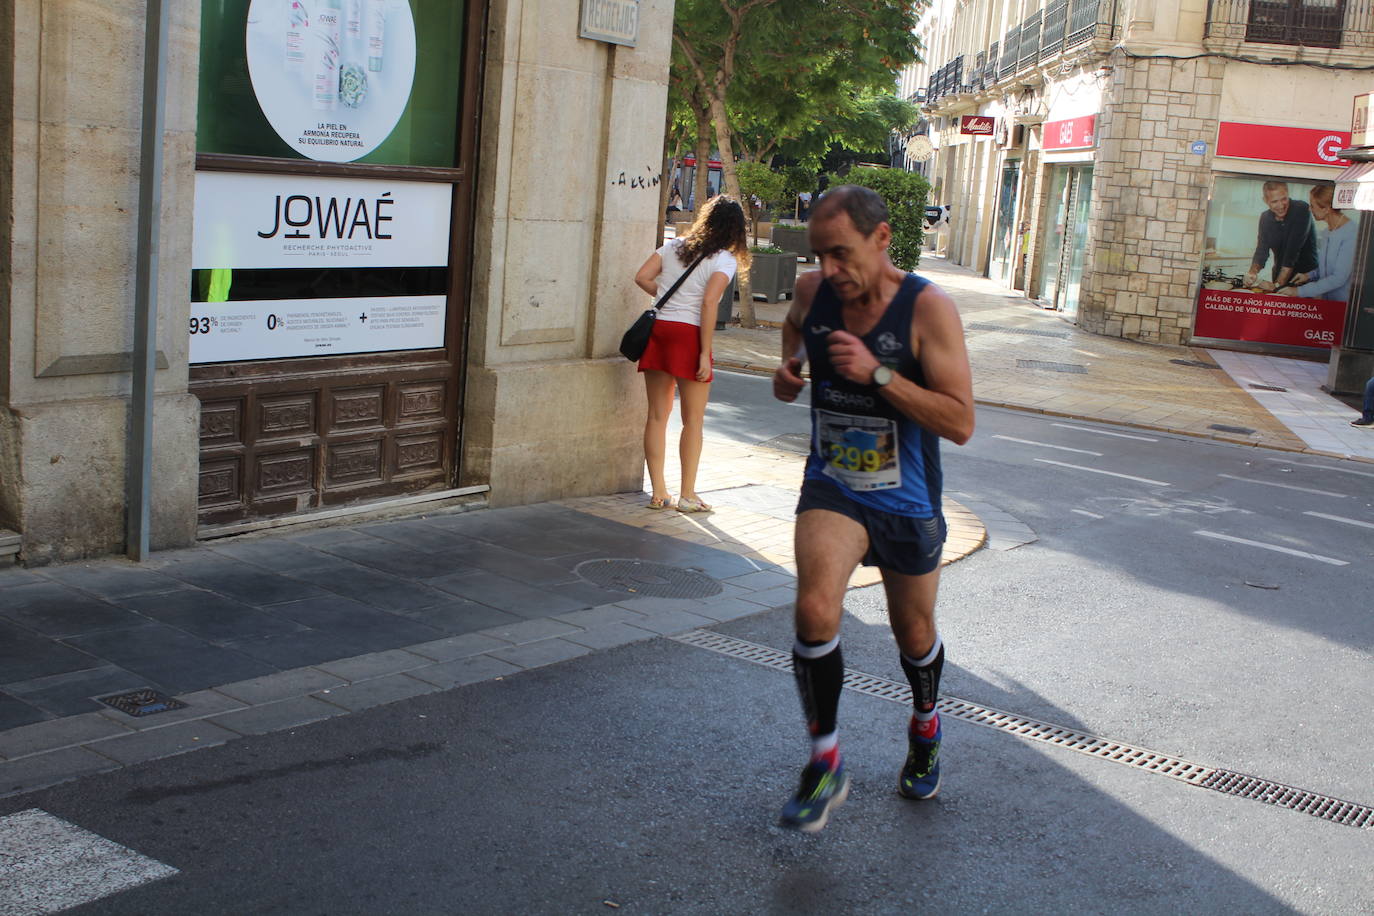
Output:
top-left (1334, 161), bottom-right (1374, 210)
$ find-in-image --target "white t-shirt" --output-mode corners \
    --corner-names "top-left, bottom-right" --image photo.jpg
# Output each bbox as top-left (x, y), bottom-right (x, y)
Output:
top-left (653, 241), bottom-right (738, 327)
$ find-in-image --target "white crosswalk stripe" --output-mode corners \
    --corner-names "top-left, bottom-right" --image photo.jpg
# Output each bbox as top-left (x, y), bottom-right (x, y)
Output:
top-left (0, 809), bottom-right (177, 916)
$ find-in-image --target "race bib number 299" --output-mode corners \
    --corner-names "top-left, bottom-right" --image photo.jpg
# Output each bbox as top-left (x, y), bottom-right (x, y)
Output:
top-left (816, 409), bottom-right (901, 491)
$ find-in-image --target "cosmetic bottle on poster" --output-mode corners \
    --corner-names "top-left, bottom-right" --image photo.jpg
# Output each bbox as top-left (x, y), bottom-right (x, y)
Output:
top-left (285, 0), bottom-right (309, 73)
top-left (366, 0), bottom-right (385, 72)
top-left (313, 0), bottom-right (342, 110)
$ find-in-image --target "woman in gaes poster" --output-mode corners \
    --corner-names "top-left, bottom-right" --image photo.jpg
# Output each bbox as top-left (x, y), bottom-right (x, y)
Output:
top-left (1296, 184), bottom-right (1357, 303)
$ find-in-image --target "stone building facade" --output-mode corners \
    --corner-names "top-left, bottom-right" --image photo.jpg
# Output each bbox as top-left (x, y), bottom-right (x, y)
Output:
top-left (0, 0), bottom-right (670, 565)
top-left (913, 0), bottom-right (1374, 349)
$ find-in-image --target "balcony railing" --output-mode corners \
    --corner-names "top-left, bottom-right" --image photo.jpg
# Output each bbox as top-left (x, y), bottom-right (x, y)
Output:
top-left (923, 0), bottom-right (1119, 109)
top-left (1205, 0), bottom-right (1369, 48)
top-left (1041, 0), bottom-right (1069, 59)
top-left (1020, 11), bottom-right (1043, 67)
top-left (999, 26), bottom-right (1021, 77)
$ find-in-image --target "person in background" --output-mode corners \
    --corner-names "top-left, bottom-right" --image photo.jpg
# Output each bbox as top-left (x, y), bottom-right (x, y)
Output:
top-left (1294, 183), bottom-right (1356, 303)
top-left (633, 196), bottom-right (751, 512)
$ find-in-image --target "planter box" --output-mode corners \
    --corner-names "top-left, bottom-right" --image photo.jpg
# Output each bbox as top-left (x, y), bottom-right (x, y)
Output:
top-left (714, 274), bottom-right (737, 329)
top-left (770, 225), bottom-right (813, 263)
top-left (748, 251), bottom-right (797, 303)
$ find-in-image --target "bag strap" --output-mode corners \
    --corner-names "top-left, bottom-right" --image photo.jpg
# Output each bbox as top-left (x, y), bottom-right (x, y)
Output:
top-left (651, 248), bottom-right (709, 312)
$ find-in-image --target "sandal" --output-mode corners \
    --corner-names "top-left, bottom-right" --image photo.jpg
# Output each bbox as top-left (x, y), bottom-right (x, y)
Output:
top-left (647, 494), bottom-right (673, 510)
top-left (676, 496), bottom-right (712, 514)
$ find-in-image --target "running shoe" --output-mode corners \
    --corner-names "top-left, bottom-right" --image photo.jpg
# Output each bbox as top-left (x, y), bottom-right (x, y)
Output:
top-left (899, 719), bottom-right (942, 800)
top-left (1352, 417), bottom-right (1374, 428)
top-left (779, 758), bottom-right (849, 832)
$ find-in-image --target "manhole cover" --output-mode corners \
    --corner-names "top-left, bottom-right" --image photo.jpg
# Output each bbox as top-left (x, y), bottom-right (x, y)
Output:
top-left (1170, 358), bottom-right (1221, 370)
top-left (98, 689), bottom-right (187, 718)
top-left (1249, 383), bottom-right (1288, 392)
top-left (1016, 359), bottom-right (1087, 374)
top-left (1209, 424), bottom-right (1256, 435)
top-left (966, 322), bottom-right (1070, 339)
top-left (575, 559), bottom-right (722, 599)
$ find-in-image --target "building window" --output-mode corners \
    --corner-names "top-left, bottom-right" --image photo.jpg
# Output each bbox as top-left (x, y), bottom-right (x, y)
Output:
top-left (1246, 0), bottom-right (1344, 48)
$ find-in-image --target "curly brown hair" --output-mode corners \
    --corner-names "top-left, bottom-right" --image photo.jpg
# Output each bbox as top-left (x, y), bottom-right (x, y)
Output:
top-left (676, 195), bottom-right (751, 269)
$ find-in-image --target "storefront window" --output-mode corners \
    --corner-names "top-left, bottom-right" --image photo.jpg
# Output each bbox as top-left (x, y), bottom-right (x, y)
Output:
top-left (1195, 175), bottom-right (1351, 349)
top-left (197, 0), bottom-right (466, 167)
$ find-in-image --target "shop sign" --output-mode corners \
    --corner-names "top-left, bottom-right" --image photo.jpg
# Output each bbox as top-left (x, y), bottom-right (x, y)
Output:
top-left (245, 0), bottom-right (417, 163)
top-left (192, 172), bottom-right (451, 270)
top-left (580, 0), bottom-right (639, 46)
top-left (189, 295), bottom-right (445, 363)
top-left (1352, 92), bottom-right (1374, 147)
top-left (1042, 115), bottom-right (1096, 151)
top-left (1215, 122), bottom-right (1351, 167)
top-left (1334, 161), bottom-right (1374, 210)
top-left (1196, 174), bottom-right (1353, 350)
top-left (190, 172), bottom-right (451, 364)
top-left (959, 115), bottom-right (995, 136)
top-left (1193, 290), bottom-right (1344, 349)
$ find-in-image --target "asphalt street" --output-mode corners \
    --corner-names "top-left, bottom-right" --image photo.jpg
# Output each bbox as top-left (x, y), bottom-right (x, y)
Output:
top-left (2, 370), bottom-right (1371, 914)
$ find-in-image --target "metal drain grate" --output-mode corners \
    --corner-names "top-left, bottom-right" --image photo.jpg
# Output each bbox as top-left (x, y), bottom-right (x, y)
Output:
top-left (575, 559), bottom-right (722, 599)
top-left (966, 322), bottom-right (1071, 339)
top-left (1209, 424), bottom-right (1256, 435)
top-left (1016, 359), bottom-right (1088, 374)
top-left (1248, 383), bottom-right (1288, 392)
top-left (98, 689), bottom-right (187, 718)
top-left (1170, 359), bottom-right (1222, 370)
top-left (672, 630), bottom-right (1374, 829)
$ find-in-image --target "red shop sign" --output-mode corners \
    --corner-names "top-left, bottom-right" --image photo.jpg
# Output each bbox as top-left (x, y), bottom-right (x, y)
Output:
top-left (1193, 289), bottom-right (1345, 349)
top-left (960, 115), bottom-right (995, 135)
top-left (1043, 115), bottom-right (1097, 150)
top-left (1215, 122), bottom-right (1351, 167)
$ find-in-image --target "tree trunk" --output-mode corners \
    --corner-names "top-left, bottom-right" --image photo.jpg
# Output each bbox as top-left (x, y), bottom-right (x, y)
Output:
top-left (657, 107), bottom-right (677, 248)
top-left (708, 92), bottom-right (754, 327)
top-left (692, 110), bottom-right (711, 215)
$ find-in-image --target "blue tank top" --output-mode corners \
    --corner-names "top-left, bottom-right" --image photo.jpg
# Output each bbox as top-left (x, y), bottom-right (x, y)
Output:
top-left (802, 273), bottom-right (943, 517)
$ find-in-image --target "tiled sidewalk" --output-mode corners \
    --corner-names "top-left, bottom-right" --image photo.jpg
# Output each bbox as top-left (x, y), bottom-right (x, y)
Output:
top-left (0, 434), bottom-right (985, 798)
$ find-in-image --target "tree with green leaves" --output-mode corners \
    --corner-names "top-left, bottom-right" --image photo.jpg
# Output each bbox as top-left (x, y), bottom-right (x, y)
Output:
top-left (670, 0), bottom-right (922, 325)
top-left (845, 166), bottom-right (931, 271)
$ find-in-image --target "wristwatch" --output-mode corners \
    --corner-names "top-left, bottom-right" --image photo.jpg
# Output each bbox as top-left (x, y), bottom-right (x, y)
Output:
top-left (871, 365), bottom-right (894, 388)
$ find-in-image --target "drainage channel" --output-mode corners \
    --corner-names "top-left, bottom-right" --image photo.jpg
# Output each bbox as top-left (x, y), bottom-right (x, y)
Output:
top-left (671, 630), bottom-right (1373, 831)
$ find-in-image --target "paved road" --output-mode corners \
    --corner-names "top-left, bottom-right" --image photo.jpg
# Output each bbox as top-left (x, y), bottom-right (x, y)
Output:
top-left (2, 373), bottom-right (1371, 914)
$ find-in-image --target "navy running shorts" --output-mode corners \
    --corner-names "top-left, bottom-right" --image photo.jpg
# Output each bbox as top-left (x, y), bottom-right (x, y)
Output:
top-left (796, 477), bottom-right (946, 576)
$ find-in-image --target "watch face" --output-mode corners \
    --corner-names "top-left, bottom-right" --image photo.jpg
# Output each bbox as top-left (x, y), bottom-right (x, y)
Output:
top-left (873, 366), bottom-right (893, 387)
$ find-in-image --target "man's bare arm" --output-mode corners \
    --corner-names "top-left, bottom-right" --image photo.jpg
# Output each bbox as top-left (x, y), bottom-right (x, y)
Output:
top-left (773, 271), bottom-right (820, 402)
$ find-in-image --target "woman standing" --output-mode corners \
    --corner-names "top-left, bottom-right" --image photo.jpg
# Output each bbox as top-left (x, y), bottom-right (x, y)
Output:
top-left (1296, 183), bottom-right (1357, 302)
top-left (634, 196), bottom-right (750, 513)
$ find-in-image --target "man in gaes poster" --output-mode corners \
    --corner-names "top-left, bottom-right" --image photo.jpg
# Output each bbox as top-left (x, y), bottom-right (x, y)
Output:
top-left (1244, 181), bottom-right (1317, 292)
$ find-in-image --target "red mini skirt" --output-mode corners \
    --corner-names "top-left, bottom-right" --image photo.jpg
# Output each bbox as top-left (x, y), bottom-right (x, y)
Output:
top-left (638, 319), bottom-right (713, 382)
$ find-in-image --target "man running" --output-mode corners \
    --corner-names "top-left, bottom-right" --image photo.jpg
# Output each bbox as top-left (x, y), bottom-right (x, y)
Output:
top-left (772, 185), bottom-right (974, 832)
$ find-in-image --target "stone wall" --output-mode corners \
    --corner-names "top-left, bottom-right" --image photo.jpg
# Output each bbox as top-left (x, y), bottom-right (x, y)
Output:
top-left (1076, 51), bottom-right (1225, 344)
top-left (0, 0), bottom-right (201, 563)
top-left (464, 0), bottom-right (672, 507)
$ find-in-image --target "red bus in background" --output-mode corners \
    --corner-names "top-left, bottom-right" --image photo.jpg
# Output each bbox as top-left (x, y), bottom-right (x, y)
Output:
top-left (674, 156), bottom-right (723, 209)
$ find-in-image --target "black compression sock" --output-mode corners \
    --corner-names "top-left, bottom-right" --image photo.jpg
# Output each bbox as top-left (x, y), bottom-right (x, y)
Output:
top-left (900, 635), bottom-right (944, 718)
top-left (793, 636), bottom-right (843, 741)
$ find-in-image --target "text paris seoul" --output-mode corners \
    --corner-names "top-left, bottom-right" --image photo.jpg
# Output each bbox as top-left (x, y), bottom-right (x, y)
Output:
top-left (258, 191), bottom-right (396, 240)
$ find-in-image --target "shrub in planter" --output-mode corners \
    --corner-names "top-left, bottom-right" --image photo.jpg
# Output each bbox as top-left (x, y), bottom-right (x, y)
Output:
top-left (770, 224), bottom-right (812, 263)
top-left (748, 245), bottom-right (797, 303)
top-left (845, 167), bottom-right (930, 270)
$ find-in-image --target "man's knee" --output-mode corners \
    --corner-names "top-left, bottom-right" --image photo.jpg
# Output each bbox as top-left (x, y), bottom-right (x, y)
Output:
top-left (794, 589), bottom-right (842, 641)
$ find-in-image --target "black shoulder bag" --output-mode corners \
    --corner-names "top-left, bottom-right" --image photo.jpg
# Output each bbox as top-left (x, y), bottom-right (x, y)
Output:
top-left (619, 251), bottom-right (708, 361)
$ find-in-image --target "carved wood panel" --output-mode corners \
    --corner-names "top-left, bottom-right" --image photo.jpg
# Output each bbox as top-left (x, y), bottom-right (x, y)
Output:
top-left (192, 364), bottom-right (458, 526)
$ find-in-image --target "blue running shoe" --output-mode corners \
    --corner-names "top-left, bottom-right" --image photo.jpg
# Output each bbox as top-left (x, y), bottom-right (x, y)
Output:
top-left (779, 758), bottom-right (849, 832)
top-left (899, 719), bottom-right (941, 799)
